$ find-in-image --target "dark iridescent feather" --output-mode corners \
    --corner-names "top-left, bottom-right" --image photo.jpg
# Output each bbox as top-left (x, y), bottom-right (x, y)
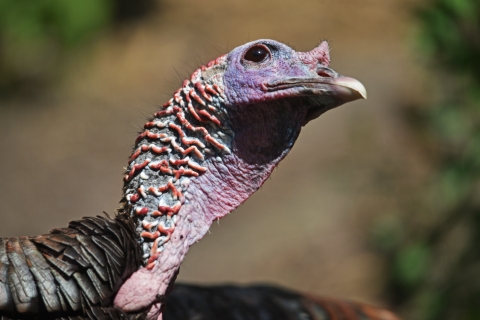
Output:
top-left (0, 214), bottom-right (142, 320)
top-left (164, 284), bottom-right (401, 320)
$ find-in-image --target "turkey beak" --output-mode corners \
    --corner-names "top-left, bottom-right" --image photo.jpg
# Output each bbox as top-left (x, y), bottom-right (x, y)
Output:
top-left (302, 70), bottom-right (367, 124)
top-left (263, 67), bottom-right (367, 124)
top-left (329, 76), bottom-right (367, 102)
top-left (316, 66), bottom-right (366, 103)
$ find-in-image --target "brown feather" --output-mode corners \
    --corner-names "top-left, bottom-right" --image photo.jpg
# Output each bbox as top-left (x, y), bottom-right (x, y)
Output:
top-left (6, 237), bottom-right (39, 313)
top-left (20, 238), bottom-right (61, 313)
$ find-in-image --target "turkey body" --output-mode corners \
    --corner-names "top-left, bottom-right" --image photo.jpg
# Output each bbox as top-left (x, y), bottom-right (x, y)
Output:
top-left (165, 284), bottom-right (400, 320)
top-left (0, 214), bottom-right (143, 320)
top-left (0, 213), bottom-right (398, 320)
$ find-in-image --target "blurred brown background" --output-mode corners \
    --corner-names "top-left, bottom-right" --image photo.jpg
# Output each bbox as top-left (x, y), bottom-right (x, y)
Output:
top-left (2, 0), bottom-right (475, 319)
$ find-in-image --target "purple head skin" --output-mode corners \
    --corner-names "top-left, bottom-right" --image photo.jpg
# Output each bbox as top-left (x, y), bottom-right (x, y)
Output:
top-left (114, 39), bottom-right (366, 319)
top-left (224, 40), bottom-right (365, 121)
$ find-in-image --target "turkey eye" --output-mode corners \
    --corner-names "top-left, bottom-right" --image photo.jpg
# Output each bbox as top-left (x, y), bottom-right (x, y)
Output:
top-left (243, 45), bottom-right (270, 63)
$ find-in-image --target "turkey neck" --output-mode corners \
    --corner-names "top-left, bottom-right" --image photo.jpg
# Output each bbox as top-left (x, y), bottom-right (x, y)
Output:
top-left (120, 55), bottom-right (233, 269)
top-left (114, 57), bottom-right (233, 314)
top-left (115, 57), bottom-right (307, 317)
top-left (121, 99), bottom-right (307, 267)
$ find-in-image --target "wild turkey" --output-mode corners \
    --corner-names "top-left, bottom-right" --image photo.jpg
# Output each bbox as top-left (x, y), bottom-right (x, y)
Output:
top-left (0, 39), bottom-right (398, 320)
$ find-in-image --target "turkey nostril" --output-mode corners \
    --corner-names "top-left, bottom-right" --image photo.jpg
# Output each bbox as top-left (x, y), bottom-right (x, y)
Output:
top-left (317, 70), bottom-right (332, 78)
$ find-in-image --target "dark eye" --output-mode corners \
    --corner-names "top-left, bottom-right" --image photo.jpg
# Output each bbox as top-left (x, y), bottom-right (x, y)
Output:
top-left (243, 45), bottom-right (270, 63)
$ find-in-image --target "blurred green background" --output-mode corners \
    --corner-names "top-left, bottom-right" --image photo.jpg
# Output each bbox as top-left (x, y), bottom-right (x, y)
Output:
top-left (0, 0), bottom-right (479, 319)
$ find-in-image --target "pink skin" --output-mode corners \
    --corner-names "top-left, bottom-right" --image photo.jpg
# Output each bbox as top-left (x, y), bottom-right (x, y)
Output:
top-left (114, 39), bottom-right (366, 319)
top-left (115, 154), bottom-right (289, 318)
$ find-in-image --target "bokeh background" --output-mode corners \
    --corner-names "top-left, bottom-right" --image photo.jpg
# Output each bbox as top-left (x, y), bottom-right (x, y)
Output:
top-left (1, 0), bottom-right (479, 319)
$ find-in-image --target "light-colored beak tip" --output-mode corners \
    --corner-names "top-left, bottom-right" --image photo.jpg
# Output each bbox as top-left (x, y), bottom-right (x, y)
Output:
top-left (333, 76), bottom-right (367, 100)
top-left (355, 83), bottom-right (367, 100)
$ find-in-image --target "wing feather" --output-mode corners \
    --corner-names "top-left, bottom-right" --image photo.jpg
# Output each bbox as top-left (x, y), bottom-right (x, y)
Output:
top-left (0, 213), bottom-right (141, 319)
top-left (30, 236), bottom-right (67, 253)
top-left (20, 238), bottom-right (61, 313)
top-left (6, 237), bottom-right (38, 313)
top-left (76, 235), bottom-right (107, 268)
top-left (44, 254), bottom-right (79, 277)
top-left (73, 271), bottom-right (100, 305)
top-left (0, 239), bottom-right (13, 312)
top-left (79, 246), bottom-right (108, 284)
